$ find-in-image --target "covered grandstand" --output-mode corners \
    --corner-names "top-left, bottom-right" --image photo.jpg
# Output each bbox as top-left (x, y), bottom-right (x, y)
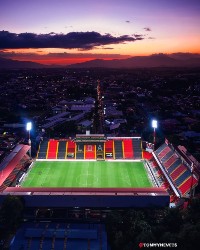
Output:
top-left (0, 144), bottom-right (31, 192)
top-left (37, 135), bottom-right (142, 160)
top-left (10, 222), bottom-right (107, 250)
top-left (153, 141), bottom-right (199, 198)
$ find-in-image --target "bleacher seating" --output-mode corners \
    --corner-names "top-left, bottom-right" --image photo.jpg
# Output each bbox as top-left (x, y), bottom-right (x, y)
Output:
top-left (36, 137), bottom-right (145, 161)
top-left (66, 140), bottom-right (75, 159)
top-left (143, 151), bottom-right (152, 160)
top-left (63, 236), bottom-right (67, 250)
top-left (123, 139), bottom-right (134, 159)
top-left (46, 140), bottom-right (58, 159)
top-left (158, 146), bottom-right (171, 159)
top-left (10, 223), bottom-right (107, 250)
top-left (155, 143), bottom-right (199, 197)
top-left (42, 239), bottom-right (52, 250)
top-left (175, 170), bottom-right (191, 187)
top-left (0, 184), bottom-right (7, 192)
top-left (0, 153), bottom-right (31, 190)
top-left (95, 142), bottom-right (104, 159)
top-left (25, 238), bottom-right (32, 250)
top-left (76, 143), bottom-right (84, 159)
top-left (67, 240), bottom-right (88, 250)
top-left (37, 140), bottom-right (48, 159)
top-left (164, 155), bottom-right (178, 169)
top-left (132, 138), bottom-right (142, 159)
top-left (170, 164), bottom-right (186, 181)
top-left (155, 143), bottom-right (167, 155)
top-left (161, 151), bottom-right (174, 163)
top-left (57, 141), bottom-right (67, 159)
top-left (54, 240), bottom-right (64, 249)
top-left (39, 235), bottom-right (44, 250)
top-left (167, 159), bottom-right (182, 174)
top-left (101, 231), bottom-right (108, 250)
top-left (51, 236), bottom-right (55, 249)
top-left (2, 162), bottom-right (23, 187)
top-left (114, 140), bottom-right (123, 159)
top-left (179, 175), bottom-right (198, 195)
top-left (29, 239), bottom-right (40, 250)
top-left (105, 140), bottom-right (114, 159)
top-left (85, 144), bottom-right (96, 160)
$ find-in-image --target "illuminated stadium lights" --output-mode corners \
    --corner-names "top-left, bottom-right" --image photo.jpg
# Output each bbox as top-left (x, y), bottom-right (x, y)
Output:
top-left (26, 122), bottom-right (32, 132)
top-left (26, 122), bottom-right (32, 157)
top-left (152, 119), bottom-right (158, 147)
top-left (152, 120), bottom-right (158, 129)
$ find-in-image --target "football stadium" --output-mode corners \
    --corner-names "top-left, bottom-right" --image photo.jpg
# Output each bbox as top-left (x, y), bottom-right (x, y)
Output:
top-left (0, 133), bottom-right (199, 208)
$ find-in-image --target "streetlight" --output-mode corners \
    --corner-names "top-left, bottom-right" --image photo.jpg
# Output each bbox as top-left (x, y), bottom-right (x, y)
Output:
top-left (152, 119), bottom-right (158, 147)
top-left (26, 122), bottom-right (32, 157)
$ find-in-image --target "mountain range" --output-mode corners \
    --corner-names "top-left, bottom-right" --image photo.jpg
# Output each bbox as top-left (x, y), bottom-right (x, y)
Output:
top-left (67, 53), bottom-right (200, 68)
top-left (0, 57), bottom-right (45, 69)
top-left (0, 53), bottom-right (200, 69)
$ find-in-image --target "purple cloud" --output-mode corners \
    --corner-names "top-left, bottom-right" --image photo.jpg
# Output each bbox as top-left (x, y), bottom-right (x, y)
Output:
top-left (144, 27), bottom-right (152, 32)
top-left (133, 34), bottom-right (143, 40)
top-left (0, 30), bottom-right (144, 50)
top-left (102, 47), bottom-right (114, 49)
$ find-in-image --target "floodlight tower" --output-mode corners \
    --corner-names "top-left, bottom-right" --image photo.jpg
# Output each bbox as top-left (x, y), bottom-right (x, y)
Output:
top-left (152, 119), bottom-right (158, 147)
top-left (26, 122), bottom-right (32, 157)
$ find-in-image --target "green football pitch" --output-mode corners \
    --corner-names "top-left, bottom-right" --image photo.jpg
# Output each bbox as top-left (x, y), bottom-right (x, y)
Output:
top-left (21, 161), bottom-right (153, 188)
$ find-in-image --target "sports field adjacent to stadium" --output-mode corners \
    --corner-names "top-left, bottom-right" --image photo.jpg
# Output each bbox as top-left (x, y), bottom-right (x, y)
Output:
top-left (21, 161), bottom-right (153, 188)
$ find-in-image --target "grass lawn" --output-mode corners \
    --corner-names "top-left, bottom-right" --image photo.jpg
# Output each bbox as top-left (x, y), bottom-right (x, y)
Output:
top-left (21, 161), bottom-right (153, 188)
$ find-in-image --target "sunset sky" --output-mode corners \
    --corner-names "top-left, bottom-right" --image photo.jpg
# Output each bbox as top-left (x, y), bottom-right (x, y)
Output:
top-left (0, 0), bottom-right (200, 65)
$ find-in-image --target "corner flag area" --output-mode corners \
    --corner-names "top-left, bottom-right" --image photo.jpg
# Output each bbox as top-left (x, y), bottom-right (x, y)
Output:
top-left (21, 161), bottom-right (153, 188)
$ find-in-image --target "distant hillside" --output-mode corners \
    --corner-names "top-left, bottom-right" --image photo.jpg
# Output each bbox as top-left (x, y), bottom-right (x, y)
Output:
top-left (0, 57), bottom-right (46, 69)
top-left (67, 54), bottom-right (200, 68)
top-left (1, 53), bottom-right (200, 69)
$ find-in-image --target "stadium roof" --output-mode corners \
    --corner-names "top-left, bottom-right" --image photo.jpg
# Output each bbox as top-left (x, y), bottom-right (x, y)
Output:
top-left (0, 144), bottom-right (30, 186)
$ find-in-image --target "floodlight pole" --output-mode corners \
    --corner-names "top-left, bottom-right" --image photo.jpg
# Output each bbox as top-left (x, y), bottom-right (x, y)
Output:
top-left (28, 129), bottom-right (30, 140)
top-left (153, 127), bottom-right (156, 146)
top-left (26, 122), bottom-right (32, 158)
top-left (28, 136), bottom-right (31, 158)
top-left (152, 120), bottom-right (157, 149)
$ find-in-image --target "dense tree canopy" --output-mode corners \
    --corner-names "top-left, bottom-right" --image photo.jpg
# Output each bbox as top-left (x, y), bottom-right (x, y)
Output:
top-left (106, 198), bottom-right (200, 250)
top-left (0, 195), bottom-right (24, 230)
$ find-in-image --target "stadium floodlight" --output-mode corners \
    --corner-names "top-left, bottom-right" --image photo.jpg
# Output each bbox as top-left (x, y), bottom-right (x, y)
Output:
top-left (26, 122), bottom-right (32, 132)
top-left (152, 119), bottom-right (158, 147)
top-left (26, 122), bottom-right (32, 157)
top-left (152, 120), bottom-right (158, 129)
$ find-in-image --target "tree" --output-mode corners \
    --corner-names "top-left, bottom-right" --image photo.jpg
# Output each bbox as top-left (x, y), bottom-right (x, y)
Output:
top-left (135, 230), bottom-right (156, 243)
top-left (0, 195), bottom-right (24, 230)
top-left (160, 231), bottom-right (178, 242)
top-left (162, 208), bottom-right (183, 233)
top-left (178, 223), bottom-right (200, 250)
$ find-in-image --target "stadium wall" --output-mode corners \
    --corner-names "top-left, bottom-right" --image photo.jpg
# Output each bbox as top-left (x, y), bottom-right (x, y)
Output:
top-left (0, 188), bottom-right (169, 208)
